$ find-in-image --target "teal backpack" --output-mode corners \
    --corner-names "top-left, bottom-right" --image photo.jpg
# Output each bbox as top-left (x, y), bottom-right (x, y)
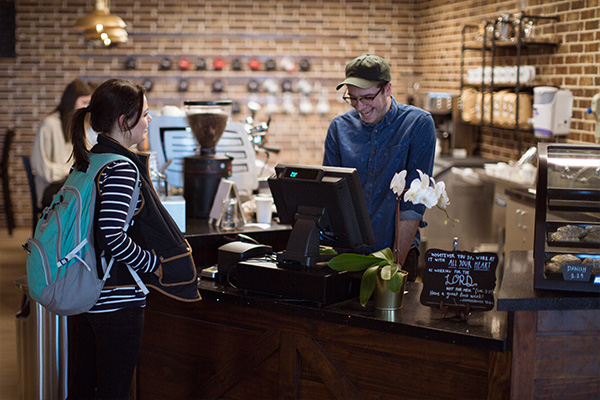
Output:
top-left (24, 153), bottom-right (148, 316)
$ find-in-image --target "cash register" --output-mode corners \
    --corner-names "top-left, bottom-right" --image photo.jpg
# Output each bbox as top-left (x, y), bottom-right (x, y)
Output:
top-left (229, 163), bottom-right (375, 305)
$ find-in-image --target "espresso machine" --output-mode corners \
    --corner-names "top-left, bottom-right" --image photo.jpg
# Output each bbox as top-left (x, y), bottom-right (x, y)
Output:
top-left (183, 100), bottom-right (233, 218)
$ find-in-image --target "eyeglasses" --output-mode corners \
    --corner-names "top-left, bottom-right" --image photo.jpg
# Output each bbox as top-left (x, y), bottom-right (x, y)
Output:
top-left (343, 86), bottom-right (384, 106)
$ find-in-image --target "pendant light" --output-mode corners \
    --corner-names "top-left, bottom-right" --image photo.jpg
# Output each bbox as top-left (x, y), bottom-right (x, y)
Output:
top-left (83, 26), bottom-right (129, 46)
top-left (74, 0), bottom-right (128, 46)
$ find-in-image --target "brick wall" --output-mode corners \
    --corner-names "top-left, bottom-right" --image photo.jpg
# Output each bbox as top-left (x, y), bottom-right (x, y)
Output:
top-left (0, 0), bottom-right (598, 229)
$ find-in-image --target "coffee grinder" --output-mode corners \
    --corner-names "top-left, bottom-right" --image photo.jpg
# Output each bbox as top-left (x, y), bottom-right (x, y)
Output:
top-left (183, 100), bottom-right (232, 218)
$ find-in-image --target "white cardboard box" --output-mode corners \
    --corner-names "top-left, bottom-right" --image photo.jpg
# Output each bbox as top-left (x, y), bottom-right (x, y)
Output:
top-left (160, 195), bottom-right (186, 233)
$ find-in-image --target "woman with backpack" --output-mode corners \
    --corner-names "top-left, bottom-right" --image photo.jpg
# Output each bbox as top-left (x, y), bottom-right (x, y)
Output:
top-left (66, 78), bottom-right (200, 399)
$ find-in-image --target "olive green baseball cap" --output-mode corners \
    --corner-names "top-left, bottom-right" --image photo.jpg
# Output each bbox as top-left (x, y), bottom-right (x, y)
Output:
top-left (336, 54), bottom-right (391, 90)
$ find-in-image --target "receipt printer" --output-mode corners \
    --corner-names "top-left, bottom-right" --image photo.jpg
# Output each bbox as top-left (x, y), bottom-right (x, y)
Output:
top-left (217, 241), bottom-right (272, 283)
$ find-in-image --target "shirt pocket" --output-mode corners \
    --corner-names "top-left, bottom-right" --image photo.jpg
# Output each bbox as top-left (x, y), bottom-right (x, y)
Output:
top-left (381, 142), bottom-right (409, 170)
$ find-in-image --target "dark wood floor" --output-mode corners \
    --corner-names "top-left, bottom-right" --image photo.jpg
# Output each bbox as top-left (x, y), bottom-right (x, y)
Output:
top-left (1, 227), bottom-right (29, 399)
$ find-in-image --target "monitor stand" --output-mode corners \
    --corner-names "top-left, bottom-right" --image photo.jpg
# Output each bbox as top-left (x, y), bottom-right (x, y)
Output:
top-left (277, 205), bottom-right (331, 267)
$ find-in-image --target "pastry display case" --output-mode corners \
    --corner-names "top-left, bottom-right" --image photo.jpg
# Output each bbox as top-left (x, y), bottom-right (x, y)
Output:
top-left (534, 143), bottom-right (600, 293)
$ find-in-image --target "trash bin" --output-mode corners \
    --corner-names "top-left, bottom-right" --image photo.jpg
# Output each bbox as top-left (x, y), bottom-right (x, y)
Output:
top-left (15, 276), bottom-right (67, 400)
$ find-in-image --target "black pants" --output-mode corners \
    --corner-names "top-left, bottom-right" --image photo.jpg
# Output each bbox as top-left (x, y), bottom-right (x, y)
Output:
top-left (67, 307), bottom-right (144, 400)
top-left (404, 247), bottom-right (419, 282)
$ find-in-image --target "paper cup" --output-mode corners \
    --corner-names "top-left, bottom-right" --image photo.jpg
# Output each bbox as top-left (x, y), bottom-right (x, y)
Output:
top-left (255, 196), bottom-right (273, 224)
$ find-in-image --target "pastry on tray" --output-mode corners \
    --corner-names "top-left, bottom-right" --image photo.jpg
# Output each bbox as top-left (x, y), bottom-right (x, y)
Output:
top-left (544, 254), bottom-right (582, 277)
top-left (549, 224), bottom-right (600, 243)
top-left (549, 254), bottom-right (582, 265)
top-left (550, 231), bottom-right (580, 241)
top-left (544, 262), bottom-right (562, 274)
top-left (585, 226), bottom-right (600, 235)
top-left (582, 231), bottom-right (600, 243)
top-left (582, 258), bottom-right (600, 275)
top-left (556, 225), bottom-right (587, 238)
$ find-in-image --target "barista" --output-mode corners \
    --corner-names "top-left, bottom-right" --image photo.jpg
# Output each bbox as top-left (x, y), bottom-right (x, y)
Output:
top-left (323, 54), bottom-right (436, 281)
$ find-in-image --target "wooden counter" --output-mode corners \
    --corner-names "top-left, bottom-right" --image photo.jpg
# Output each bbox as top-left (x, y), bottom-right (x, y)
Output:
top-left (138, 222), bottom-right (599, 399)
top-left (137, 282), bottom-right (511, 400)
top-left (136, 220), bottom-right (511, 400)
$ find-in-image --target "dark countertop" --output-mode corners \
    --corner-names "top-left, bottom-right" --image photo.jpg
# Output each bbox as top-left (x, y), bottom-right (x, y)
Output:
top-left (497, 251), bottom-right (600, 311)
top-left (197, 277), bottom-right (509, 352)
top-left (184, 218), bottom-right (292, 269)
top-left (185, 218), bottom-right (292, 239)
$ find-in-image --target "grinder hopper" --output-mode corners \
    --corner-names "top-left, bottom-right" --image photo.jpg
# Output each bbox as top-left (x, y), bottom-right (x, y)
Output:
top-left (184, 100), bottom-right (232, 154)
top-left (183, 100), bottom-right (233, 218)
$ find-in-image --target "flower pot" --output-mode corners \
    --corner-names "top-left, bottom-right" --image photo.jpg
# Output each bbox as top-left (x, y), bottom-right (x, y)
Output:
top-left (375, 309), bottom-right (401, 322)
top-left (373, 271), bottom-right (408, 310)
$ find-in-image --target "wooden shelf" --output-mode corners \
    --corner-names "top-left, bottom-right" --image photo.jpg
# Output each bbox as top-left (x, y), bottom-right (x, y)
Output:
top-left (462, 82), bottom-right (536, 90)
top-left (460, 120), bottom-right (533, 133)
top-left (463, 39), bottom-right (561, 52)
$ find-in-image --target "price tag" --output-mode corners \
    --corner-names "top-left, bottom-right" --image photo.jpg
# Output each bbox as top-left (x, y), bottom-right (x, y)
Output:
top-left (420, 249), bottom-right (498, 312)
top-left (561, 264), bottom-right (592, 282)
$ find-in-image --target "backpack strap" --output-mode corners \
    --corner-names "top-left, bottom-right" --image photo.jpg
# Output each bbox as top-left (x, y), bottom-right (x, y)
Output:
top-left (94, 154), bottom-right (149, 295)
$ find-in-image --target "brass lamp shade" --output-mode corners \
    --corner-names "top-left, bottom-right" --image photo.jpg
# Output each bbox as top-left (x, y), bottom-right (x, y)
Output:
top-left (74, 0), bottom-right (128, 46)
top-left (84, 26), bottom-right (128, 46)
top-left (74, 9), bottom-right (126, 30)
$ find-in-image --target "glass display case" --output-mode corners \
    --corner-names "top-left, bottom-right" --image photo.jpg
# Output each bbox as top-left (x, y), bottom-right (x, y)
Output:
top-left (534, 143), bottom-right (600, 293)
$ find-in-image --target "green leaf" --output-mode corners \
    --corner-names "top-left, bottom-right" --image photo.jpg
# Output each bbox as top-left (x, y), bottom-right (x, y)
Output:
top-left (328, 253), bottom-right (383, 272)
top-left (370, 247), bottom-right (394, 263)
top-left (359, 265), bottom-right (379, 307)
top-left (388, 271), bottom-right (405, 292)
top-left (379, 260), bottom-right (399, 280)
top-left (380, 264), bottom-right (390, 280)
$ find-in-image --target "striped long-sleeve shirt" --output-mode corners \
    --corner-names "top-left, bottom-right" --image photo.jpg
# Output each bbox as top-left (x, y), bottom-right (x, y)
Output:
top-left (89, 160), bottom-right (159, 313)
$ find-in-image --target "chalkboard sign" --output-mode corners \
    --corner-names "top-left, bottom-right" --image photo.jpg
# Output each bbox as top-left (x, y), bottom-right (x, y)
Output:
top-left (420, 249), bottom-right (498, 312)
top-left (562, 264), bottom-right (593, 282)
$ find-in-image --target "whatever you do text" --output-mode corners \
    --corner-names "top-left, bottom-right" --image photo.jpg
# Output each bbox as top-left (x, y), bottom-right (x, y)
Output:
top-left (420, 249), bottom-right (499, 313)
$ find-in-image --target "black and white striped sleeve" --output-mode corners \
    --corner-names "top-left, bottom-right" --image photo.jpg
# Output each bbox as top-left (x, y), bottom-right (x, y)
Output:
top-left (97, 160), bottom-right (158, 274)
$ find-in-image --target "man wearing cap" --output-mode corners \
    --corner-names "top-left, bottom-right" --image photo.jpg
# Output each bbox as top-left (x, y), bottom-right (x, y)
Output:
top-left (323, 54), bottom-right (436, 281)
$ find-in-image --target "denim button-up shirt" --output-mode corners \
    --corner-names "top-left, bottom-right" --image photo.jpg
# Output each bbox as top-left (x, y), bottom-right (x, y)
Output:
top-left (323, 97), bottom-right (436, 254)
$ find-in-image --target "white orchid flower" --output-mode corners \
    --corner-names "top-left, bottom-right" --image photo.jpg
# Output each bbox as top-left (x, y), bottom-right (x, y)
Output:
top-left (417, 169), bottom-right (429, 183)
top-left (392, 168), bottom-right (459, 224)
top-left (403, 176), bottom-right (422, 204)
top-left (390, 170), bottom-right (407, 197)
top-left (415, 185), bottom-right (438, 208)
top-left (404, 170), bottom-right (432, 206)
top-left (434, 180), bottom-right (450, 209)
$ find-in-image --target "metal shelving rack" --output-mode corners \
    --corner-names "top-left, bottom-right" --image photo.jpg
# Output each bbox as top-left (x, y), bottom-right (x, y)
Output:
top-left (459, 13), bottom-right (560, 152)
